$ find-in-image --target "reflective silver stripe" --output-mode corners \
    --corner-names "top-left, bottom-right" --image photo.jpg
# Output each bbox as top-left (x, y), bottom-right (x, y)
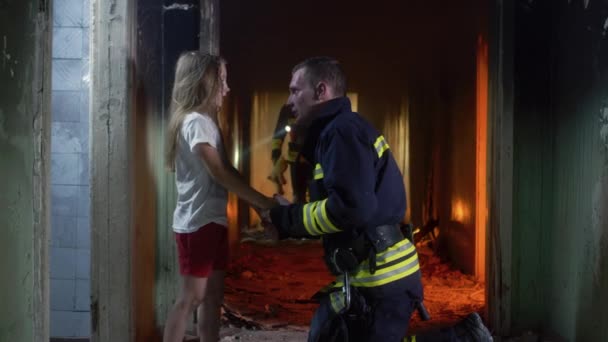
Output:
top-left (332, 256), bottom-right (420, 288)
top-left (314, 199), bottom-right (341, 233)
top-left (356, 239), bottom-right (414, 269)
top-left (374, 239), bottom-right (415, 264)
top-left (310, 202), bottom-right (324, 235)
top-left (303, 202), bottom-right (322, 236)
top-left (314, 163), bottom-right (324, 180)
top-left (374, 135), bottom-right (390, 157)
top-left (331, 241), bottom-right (420, 288)
top-left (314, 204), bottom-right (336, 233)
top-left (319, 199), bottom-right (340, 232)
top-left (350, 254), bottom-right (420, 287)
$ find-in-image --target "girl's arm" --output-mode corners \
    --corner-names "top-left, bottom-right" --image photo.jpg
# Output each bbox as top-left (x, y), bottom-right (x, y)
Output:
top-left (195, 143), bottom-right (275, 209)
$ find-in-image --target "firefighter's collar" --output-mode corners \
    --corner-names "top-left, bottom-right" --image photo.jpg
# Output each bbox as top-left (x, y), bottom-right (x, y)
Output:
top-left (301, 97), bottom-right (352, 161)
top-left (313, 96), bottom-right (351, 120)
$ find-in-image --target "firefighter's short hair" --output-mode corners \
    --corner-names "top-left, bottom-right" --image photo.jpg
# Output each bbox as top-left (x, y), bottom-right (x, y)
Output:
top-left (293, 56), bottom-right (347, 97)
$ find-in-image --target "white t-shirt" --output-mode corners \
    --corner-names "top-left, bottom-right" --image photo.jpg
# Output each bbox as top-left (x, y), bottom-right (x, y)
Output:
top-left (172, 112), bottom-right (228, 233)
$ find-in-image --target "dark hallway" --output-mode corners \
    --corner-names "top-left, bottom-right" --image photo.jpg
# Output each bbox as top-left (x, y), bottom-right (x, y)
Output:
top-left (216, 0), bottom-right (490, 336)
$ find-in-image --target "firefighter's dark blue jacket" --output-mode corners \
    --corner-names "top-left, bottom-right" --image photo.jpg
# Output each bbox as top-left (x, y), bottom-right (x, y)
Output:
top-left (270, 97), bottom-right (423, 297)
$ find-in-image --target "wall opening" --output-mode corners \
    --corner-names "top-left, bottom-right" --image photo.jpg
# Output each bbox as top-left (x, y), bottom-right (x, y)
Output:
top-left (49, 0), bottom-right (92, 339)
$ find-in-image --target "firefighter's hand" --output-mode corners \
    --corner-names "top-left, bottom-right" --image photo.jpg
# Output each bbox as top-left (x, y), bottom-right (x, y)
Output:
top-left (273, 194), bottom-right (291, 206)
top-left (251, 197), bottom-right (274, 220)
top-left (260, 209), bottom-right (279, 242)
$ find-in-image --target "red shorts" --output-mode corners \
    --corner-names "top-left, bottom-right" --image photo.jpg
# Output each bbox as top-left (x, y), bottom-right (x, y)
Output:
top-left (175, 222), bottom-right (228, 277)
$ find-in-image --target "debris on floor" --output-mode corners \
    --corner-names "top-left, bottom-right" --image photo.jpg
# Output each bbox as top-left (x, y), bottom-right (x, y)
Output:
top-left (221, 236), bottom-right (485, 337)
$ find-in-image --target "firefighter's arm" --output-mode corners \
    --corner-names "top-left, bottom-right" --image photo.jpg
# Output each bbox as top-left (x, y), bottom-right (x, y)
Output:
top-left (269, 125), bottom-right (377, 238)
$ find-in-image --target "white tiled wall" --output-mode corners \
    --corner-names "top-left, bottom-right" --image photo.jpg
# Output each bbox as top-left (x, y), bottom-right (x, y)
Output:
top-left (50, 0), bottom-right (91, 337)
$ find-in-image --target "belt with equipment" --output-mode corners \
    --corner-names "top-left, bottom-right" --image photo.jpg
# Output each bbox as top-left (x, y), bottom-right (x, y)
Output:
top-left (328, 224), bottom-right (414, 278)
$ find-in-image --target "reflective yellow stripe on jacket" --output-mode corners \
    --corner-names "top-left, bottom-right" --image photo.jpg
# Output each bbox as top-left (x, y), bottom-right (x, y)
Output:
top-left (374, 135), bottom-right (390, 158)
top-left (302, 199), bottom-right (341, 236)
top-left (313, 163), bottom-right (324, 180)
top-left (333, 238), bottom-right (420, 288)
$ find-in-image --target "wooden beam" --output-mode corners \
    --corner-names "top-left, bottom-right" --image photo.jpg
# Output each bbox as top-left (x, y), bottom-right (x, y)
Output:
top-left (90, 0), bottom-right (135, 340)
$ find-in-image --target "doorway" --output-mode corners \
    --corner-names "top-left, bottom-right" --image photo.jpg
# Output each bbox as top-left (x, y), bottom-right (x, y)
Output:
top-left (218, 0), bottom-right (490, 334)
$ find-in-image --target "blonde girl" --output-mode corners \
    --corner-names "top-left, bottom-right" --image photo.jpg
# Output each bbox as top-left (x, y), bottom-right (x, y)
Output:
top-left (163, 52), bottom-right (275, 342)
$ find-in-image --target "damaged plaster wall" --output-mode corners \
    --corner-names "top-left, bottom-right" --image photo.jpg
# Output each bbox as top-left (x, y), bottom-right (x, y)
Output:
top-left (512, 0), bottom-right (608, 339)
top-left (0, 0), bottom-right (52, 341)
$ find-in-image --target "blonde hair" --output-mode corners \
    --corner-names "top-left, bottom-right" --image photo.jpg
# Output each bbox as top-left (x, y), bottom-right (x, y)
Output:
top-left (166, 51), bottom-right (225, 171)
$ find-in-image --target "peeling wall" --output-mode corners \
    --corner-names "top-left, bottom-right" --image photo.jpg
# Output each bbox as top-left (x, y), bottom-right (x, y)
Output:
top-left (0, 0), bottom-right (51, 341)
top-left (511, 0), bottom-right (608, 339)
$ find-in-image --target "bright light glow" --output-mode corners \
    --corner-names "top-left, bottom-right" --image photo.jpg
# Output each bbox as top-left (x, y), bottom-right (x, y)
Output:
top-left (451, 199), bottom-right (470, 223)
top-left (233, 148), bottom-right (239, 166)
top-left (285, 125), bottom-right (291, 133)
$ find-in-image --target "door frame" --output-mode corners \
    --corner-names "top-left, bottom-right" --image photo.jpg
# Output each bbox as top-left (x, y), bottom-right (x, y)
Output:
top-left (487, 0), bottom-right (514, 335)
top-left (89, 0), bottom-right (221, 340)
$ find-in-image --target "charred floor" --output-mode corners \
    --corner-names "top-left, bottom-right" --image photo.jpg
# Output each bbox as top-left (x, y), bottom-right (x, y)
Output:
top-left (220, 233), bottom-right (484, 335)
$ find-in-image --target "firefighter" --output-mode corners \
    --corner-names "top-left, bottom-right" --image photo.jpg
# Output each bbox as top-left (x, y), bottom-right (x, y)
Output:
top-left (260, 57), bottom-right (493, 342)
top-left (268, 104), bottom-right (312, 203)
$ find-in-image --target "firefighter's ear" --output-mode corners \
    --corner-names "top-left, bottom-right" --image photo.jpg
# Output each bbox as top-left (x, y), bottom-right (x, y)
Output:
top-left (315, 82), bottom-right (327, 100)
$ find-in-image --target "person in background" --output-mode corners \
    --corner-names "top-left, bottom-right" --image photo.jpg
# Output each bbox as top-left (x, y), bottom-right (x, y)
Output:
top-left (163, 51), bottom-right (276, 342)
top-left (268, 103), bottom-right (312, 203)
